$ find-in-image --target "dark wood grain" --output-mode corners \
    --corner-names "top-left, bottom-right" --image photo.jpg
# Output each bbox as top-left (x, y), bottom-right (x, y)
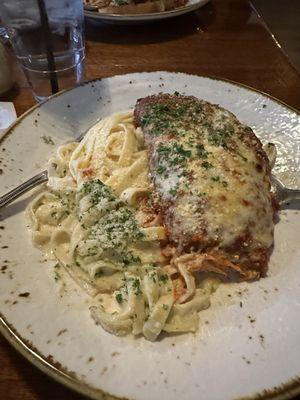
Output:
top-left (0, 0), bottom-right (300, 399)
top-left (0, 335), bottom-right (86, 400)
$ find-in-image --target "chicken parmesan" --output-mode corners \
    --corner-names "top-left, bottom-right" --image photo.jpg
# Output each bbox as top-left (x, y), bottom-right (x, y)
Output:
top-left (134, 93), bottom-right (277, 281)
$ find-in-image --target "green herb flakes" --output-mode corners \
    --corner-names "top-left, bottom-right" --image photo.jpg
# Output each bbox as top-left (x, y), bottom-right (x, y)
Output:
top-left (54, 264), bottom-right (61, 282)
top-left (132, 278), bottom-right (142, 295)
top-left (159, 274), bottom-right (168, 284)
top-left (78, 180), bottom-right (145, 267)
top-left (195, 143), bottom-right (208, 158)
top-left (208, 126), bottom-right (234, 148)
top-left (169, 183), bottom-right (180, 197)
top-left (201, 161), bottom-right (213, 169)
top-left (115, 293), bottom-right (123, 303)
top-left (41, 135), bottom-right (55, 145)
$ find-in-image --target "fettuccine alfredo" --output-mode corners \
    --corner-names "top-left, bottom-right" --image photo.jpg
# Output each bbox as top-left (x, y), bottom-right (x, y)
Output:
top-left (27, 111), bottom-right (218, 341)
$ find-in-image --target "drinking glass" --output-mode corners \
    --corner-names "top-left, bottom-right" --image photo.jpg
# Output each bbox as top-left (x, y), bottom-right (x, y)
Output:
top-left (0, 0), bottom-right (85, 102)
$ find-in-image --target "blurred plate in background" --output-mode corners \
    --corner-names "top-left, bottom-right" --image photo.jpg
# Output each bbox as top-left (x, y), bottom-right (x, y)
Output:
top-left (84, 0), bottom-right (210, 24)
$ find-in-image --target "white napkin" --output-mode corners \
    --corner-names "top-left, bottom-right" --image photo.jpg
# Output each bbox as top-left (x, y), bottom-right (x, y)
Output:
top-left (0, 102), bottom-right (17, 137)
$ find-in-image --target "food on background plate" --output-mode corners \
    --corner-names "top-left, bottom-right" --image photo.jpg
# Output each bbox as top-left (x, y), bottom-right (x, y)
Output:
top-left (27, 94), bottom-right (277, 341)
top-left (84, 0), bottom-right (188, 15)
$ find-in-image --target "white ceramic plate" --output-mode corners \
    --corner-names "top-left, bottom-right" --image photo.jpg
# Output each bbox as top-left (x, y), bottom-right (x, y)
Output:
top-left (0, 72), bottom-right (300, 400)
top-left (84, 0), bottom-right (209, 24)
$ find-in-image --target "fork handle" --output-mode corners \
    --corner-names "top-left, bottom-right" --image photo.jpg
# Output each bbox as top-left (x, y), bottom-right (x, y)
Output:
top-left (281, 188), bottom-right (300, 205)
top-left (0, 170), bottom-right (48, 208)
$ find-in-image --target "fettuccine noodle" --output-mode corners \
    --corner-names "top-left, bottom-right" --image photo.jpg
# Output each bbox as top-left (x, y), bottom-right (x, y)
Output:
top-left (27, 111), bottom-right (217, 341)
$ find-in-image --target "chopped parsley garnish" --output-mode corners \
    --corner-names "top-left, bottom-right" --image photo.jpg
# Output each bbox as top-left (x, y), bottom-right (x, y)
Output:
top-left (172, 105), bottom-right (189, 118)
top-left (194, 104), bottom-right (202, 113)
top-left (158, 143), bottom-right (191, 161)
top-left (153, 104), bottom-right (170, 113)
top-left (208, 126), bottom-right (234, 148)
top-left (81, 179), bottom-right (115, 205)
top-left (89, 207), bottom-right (144, 247)
top-left (195, 143), bottom-right (209, 158)
top-left (156, 143), bottom-right (191, 175)
top-left (132, 278), bottom-right (142, 295)
top-left (237, 152), bottom-right (248, 162)
top-left (148, 271), bottom-right (157, 283)
top-left (201, 161), bottom-right (213, 169)
top-left (140, 113), bottom-right (153, 128)
top-left (123, 253), bottom-right (141, 265)
top-left (140, 99), bottom-right (203, 136)
top-left (77, 180), bottom-right (145, 267)
top-left (159, 274), bottom-right (168, 284)
top-left (169, 183), bottom-right (180, 197)
top-left (41, 135), bottom-right (55, 145)
top-left (162, 304), bottom-right (169, 311)
top-left (211, 176), bottom-right (228, 187)
top-left (148, 263), bottom-right (158, 268)
top-left (156, 165), bottom-right (167, 175)
top-left (115, 293), bottom-right (123, 303)
top-left (54, 264), bottom-right (61, 281)
top-left (141, 104), bottom-right (171, 133)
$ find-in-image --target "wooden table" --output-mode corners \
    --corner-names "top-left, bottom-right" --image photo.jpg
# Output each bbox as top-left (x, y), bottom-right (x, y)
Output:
top-left (0, 0), bottom-right (300, 399)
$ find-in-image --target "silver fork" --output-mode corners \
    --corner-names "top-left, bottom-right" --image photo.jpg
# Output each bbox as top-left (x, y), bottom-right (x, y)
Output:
top-left (0, 170), bottom-right (48, 208)
top-left (0, 129), bottom-right (89, 209)
top-left (0, 170), bottom-right (299, 209)
top-left (270, 175), bottom-right (300, 206)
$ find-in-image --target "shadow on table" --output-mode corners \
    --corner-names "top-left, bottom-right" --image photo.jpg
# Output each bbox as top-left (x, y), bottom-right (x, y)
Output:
top-left (0, 85), bottom-right (20, 103)
top-left (85, 2), bottom-right (215, 44)
top-left (0, 336), bottom-right (86, 400)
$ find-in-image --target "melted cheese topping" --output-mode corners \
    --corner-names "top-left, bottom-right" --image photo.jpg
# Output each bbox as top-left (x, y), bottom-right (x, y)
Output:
top-left (138, 95), bottom-right (274, 259)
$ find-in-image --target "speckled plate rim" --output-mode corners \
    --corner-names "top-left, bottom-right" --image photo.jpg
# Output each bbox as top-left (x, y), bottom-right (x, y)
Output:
top-left (0, 72), bottom-right (300, 400)
top-left (84, 0), bottom-right (210, 23)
